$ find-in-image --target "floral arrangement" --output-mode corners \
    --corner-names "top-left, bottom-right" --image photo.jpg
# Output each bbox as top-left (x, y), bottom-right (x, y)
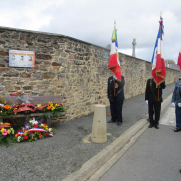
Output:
top-left (15, 118), bottom-right (56, 142)
top-left (0, 122), bottom-right (15, 147)
top-left (12, 103), bottom-right (36, 115)
top-left (38, 102), bottom-right (66, 118)
top-left (11, 92), bottom-right (22, 96)
top-left (0, 96), bottom-right (14, 117)
top-left (11, 92), bottom-right (32, 103)
top-left (0, 94), bottom-right (66, 118)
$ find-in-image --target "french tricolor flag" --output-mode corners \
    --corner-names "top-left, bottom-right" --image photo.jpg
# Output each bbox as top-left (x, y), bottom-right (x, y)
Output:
top-left (177, 48), bottom-right (181, 71)
top-left (151, 15), bottom-right (166, 85)
top-left (108, 22), bottom-right (121, 81)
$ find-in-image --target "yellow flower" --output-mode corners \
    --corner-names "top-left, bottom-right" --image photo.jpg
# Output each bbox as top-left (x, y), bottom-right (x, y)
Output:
top-left (51, 106), bottom-right (55, 111)
top-left (1, 128), bottom-right (5, 133)
top-left (7, 129), bottom-right (11, 134)
top-left (23, 131), bottom-right (27, 136)
top-left (0, 122), bottom-right (3, 125)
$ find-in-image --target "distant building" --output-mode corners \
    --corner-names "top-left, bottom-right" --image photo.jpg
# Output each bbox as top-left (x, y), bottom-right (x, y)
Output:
top-left (165, 59), bottom-right (180, 71)
top-left (106, 44), bottom-right (111, 50)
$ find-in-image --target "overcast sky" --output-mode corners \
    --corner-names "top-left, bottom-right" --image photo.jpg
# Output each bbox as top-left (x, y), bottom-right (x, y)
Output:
top-left (0, 0), bottom-right (181, 63)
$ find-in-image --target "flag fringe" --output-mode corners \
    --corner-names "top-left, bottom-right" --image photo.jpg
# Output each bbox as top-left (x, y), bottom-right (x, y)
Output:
top-left (155, 68), bottom-right (166, 79)
top-left (108, 69), bottom-right (122, 82)
top-left (108, 65), bottom-right (117, 68)
top-left (152, 76), bottom-right (166, 85)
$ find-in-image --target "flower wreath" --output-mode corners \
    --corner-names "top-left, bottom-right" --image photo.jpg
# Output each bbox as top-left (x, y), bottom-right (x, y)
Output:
top-left (12, 103), bottom-right (36, 114)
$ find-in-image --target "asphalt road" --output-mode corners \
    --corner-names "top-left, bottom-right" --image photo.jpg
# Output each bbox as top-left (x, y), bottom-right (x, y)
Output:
top-left (99, 104), bottom-right (181, 181)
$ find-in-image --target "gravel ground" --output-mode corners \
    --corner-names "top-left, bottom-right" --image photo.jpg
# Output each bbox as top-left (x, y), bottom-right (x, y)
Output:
top-left (0, 83), bottom-right (175, 181)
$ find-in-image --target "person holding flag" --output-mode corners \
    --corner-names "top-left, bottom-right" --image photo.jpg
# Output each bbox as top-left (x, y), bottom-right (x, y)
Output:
top-left (171, 50), bottom-right (181, 132)
top-left (145, 12), bottom-right (166, 129)
top-left (107, 21), bottom-right (125, 126)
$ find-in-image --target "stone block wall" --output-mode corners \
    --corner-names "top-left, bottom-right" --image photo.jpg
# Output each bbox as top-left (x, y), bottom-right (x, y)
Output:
top-left (0, 27), bottom-right (180, 121)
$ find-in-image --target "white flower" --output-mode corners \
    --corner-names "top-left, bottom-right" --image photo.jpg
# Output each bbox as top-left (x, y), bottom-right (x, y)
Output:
top-left (41, 124), bottom-right (44, 127)
top-left (29, 117), bottom-right (38, 125)
top-left (17, 136), bottom-right (21, 142)
top-left (29, 120), bottom-right (38, 125)
top-left (48, 128), bottom-right (52, 132)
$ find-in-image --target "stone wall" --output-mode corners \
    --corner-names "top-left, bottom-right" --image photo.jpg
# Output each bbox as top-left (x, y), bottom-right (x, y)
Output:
top-left (0, 27), bottom-right (180, 121)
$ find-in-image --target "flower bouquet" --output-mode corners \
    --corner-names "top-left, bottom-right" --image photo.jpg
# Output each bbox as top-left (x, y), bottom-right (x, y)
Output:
top-left (12, 103), bottom-right (36, 115)
top-left (0, 122), bottom-right (15, 147)
top-left (11, 92), bottom-right (33, 103)
top-left (15, 118), bottom-right (56, 142)
top-left (0, 96), bottom-right (14, 117)
top-left (38, 102), bottom-right (66, 118)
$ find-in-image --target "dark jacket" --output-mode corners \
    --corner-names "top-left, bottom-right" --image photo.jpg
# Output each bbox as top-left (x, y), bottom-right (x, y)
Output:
top-left (107, 75), bottom-right (125, 102)
top-left (145, 78), bottom-right (166, 102)
top-left (171, 80), bottom-right (181, 106)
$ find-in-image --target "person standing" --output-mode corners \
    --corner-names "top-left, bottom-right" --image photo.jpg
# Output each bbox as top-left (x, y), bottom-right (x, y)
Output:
top-left (107, 75), bottom-right (125, 126)
top-left (171, 77), bottom-right (181, 132)
top-left (145, 78), bottom-right (166, 129)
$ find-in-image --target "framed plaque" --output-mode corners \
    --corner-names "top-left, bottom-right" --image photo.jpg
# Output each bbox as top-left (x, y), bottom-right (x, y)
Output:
top-left (9, 50), bottom-right (35, 67)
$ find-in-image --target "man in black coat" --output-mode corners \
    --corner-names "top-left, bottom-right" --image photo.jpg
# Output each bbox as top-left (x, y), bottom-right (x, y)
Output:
top-left (145, 78), bottom-right (166, 129)
top-left (107, 75), bottom-right (125, 126)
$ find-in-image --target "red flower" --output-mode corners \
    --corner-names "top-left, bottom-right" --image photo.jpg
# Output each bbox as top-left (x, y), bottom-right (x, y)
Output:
top-left (29, 132), bottom-right (33, 134)
top-left (44, 123), bottom-right (48, 126)
top-left (39, 134), bottom-right (42, 138)
top-left (24, 136), bottom-right (29, 140)
top-left (18, 129), bottom-right (21, 132)
top-left (46, 132), bottom-right (49, 136)
top-left (33, 124), bottom-right (39, 128)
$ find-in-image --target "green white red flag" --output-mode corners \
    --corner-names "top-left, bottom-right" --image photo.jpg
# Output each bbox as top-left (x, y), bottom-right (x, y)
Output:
top-left (108, 23), bottom-right (121, 81)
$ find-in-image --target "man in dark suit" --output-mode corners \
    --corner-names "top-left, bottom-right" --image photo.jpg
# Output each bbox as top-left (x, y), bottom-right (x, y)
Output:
top-left (107, 75), bottom-right (125, 126)
top-left (145, 78), bottom-right (166, 129)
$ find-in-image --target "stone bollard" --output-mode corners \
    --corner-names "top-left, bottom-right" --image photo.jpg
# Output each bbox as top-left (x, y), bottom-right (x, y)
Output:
top-left (91, 104), bottom-right (107, 143)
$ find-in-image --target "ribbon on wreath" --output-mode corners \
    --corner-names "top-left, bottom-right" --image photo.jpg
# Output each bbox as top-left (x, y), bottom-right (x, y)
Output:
top-left (17, 127), bottom-right (53, 137)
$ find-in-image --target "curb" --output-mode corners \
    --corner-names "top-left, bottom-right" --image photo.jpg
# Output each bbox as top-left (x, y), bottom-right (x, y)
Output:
top-left (62, 93), bottom-right (172, 181)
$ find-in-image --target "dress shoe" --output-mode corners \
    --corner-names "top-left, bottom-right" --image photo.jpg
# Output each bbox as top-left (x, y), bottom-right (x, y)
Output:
top-left (107, 120), bottom-right (116, 123)
top-left (174, 128), bottom-right (181, 132)
top-left (155, 125), bottom-right (159, 129)
top-left (148, 124), bottom-right (154, 128)
top-left (117, 122), bottom-right (122, 126)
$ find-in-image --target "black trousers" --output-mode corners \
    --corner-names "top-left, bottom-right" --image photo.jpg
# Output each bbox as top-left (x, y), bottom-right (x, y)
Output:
top-left (110, 100), bottom-right (123, 123)
top-left (148, 101), bottom-right (161, 126)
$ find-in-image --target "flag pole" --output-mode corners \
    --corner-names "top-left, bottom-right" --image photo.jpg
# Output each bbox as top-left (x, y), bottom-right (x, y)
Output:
top-left (157, 11), bottom-right (163, 98)
top-left (114, 20), bottom-right (116, 97)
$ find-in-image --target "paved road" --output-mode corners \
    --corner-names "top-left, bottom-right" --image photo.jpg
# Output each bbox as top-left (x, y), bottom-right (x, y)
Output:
top-left (99, 103), bottom-right (181, 181)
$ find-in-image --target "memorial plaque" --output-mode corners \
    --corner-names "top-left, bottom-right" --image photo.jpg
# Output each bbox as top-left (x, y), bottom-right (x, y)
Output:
top-left (103, 52), bottom-right (109, 59)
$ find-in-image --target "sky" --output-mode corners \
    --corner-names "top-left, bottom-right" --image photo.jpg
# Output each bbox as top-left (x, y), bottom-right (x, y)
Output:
top-left (0, 0), bottom-right (181, 63)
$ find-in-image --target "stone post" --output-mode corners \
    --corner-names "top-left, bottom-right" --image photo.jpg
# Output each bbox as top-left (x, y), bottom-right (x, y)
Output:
top-left (132, 38), bottom-right (136, 57)
top-left (91, 104), bottom-right (107, 143)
